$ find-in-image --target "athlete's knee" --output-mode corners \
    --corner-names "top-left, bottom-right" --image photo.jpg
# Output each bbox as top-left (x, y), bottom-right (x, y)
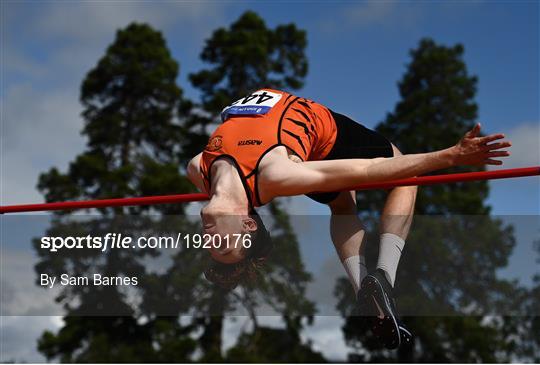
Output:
top-left (328, 191), bottom-right (357, 214)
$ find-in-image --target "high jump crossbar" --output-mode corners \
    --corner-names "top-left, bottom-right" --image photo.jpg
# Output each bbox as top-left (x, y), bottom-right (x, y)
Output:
top-left (1, 166), bottom-right (538, 214)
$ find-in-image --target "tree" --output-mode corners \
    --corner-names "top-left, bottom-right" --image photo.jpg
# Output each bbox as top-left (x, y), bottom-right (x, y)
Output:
top-left (185, 11), bottom-right (316, 361)
top-left (225, 326), bottom-right (325, 362)
top-left (335, 38), bottom-right (527, 362)
top-left (190, 10), bottom-right (307, 115)
top-left (35, 23), bottom-right (198, 362)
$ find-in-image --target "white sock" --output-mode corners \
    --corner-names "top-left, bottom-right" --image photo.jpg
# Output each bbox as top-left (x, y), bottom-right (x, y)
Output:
top-left (376, 233), bottom-right (405, 287)
top-left (343, 255), bottom-right (367, 295)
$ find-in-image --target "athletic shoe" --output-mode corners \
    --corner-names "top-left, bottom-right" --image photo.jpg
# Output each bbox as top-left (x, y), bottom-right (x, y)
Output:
top-left (358, 269), bottom-right (402, 349)
top-left (398, 321), bottom-right (414, 349)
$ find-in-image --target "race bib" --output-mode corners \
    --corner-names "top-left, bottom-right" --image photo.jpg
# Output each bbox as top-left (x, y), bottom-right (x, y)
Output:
top-left (221, 90), bottom-right (282, 121)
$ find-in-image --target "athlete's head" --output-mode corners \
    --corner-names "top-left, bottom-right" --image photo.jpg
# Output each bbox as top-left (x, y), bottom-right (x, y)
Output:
top-left (202, 209), bottom-right (272, 290)
top-left (201, 209), bottom-right (254, 264)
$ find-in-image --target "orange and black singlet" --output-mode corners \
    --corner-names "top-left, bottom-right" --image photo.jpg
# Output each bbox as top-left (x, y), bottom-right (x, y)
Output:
top-left (199, 89), bottom-right (338, 207)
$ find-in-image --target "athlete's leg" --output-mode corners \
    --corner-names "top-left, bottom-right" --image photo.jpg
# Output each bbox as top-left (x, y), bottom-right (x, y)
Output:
top-left (328, 190), bottom-right (367, 295)
top-left (359, 144), bottom-right (417, 350)
top-left (304, 111), bottom-right (414, 349)
top-left (377, 144), bottom-right (418, 287)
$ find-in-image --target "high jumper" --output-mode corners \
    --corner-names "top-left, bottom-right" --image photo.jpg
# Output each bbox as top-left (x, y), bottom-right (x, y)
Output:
top-left (186, 88), bottom-right (512, 349)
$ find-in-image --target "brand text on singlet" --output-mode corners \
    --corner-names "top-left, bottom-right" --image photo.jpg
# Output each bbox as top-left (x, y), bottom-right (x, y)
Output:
top-left (238, 139), bottom-right (263, 146)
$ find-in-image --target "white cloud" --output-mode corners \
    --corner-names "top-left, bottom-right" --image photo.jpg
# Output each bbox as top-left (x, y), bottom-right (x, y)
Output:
top-left (0, 245), bottom-right (63, 362)
top-left (318, 0), bottom-right (423, 34)
top-left (317, 0), bottom-right (487, 35)
top-left (306, 256), bottom-right (347, 315)
top-left (491, 121), bottom-right (540, 169)
top-left (0, 316), bottom-right (61, 362)
top-left (4, 1), bottom-right (227, 89)
top-left (3, 46), bottom-right (48, 81)
top-left (1, 83), bottom-right (85, 205)
top-left (485, 122), bottom-right (539, 214)
top-left (344, 0), bottom-right (398, 26)
top-left (0, 247), bottom-right (62, 316)
top-left (301, 316), bottom-right (348, 361)
top-left (33, 1), bottom-right (225, 45)
top-left (222, 315), bottom-right (348, 361)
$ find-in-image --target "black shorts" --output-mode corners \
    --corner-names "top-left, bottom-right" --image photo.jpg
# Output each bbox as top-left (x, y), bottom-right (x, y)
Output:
top-left (306, 110), bottom-right (394, 204)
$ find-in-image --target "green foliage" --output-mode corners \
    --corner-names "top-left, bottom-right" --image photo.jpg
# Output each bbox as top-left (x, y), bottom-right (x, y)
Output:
top-left (37, 317), bottom-right (196, 363)
top-left (225, 326), bottom-right (326, 363)
top-left (80, 23), bottom-right (183, 161)
top-left (190, 10), bottom-right (308, 115)
top-left (336, 38), bottom-right (529, 362)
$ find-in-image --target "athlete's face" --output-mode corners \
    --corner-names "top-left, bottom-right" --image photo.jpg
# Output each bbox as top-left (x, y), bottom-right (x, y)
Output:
top-left (201, 212), bottom-right (257, 264)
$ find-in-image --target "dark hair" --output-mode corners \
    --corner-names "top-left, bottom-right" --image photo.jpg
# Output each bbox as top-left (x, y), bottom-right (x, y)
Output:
top-left (204, 211), bottom-right (273, 290)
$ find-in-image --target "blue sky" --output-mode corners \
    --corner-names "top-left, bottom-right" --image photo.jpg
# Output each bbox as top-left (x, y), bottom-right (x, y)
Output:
top-left (1, 0), bottom-right (539, 362)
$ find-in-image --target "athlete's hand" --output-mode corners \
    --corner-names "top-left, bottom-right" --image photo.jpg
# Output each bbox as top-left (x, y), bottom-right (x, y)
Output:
top-left (452, 123), bottom-right (511, 166)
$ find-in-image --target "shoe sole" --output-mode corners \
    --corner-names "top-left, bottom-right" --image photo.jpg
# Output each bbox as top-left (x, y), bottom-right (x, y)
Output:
top-left (360, 275), bottom-right (401, 349)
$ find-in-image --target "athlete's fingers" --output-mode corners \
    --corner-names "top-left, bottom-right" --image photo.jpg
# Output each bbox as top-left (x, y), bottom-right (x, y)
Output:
top-left (485, 159), bottom-right (503, 165)
top-left (479, 133), bottom-right (505, 144)
top-left (465, 123), bottom-right (481, 138)
top-left (484, 141), bottom-right (512, 151)
top-left (486, 151), bottom-right (510, 158)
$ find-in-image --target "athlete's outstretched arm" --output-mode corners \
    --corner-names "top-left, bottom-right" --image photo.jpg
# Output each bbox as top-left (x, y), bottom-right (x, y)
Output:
top-left (260, 124), bottom-right (511, 197)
